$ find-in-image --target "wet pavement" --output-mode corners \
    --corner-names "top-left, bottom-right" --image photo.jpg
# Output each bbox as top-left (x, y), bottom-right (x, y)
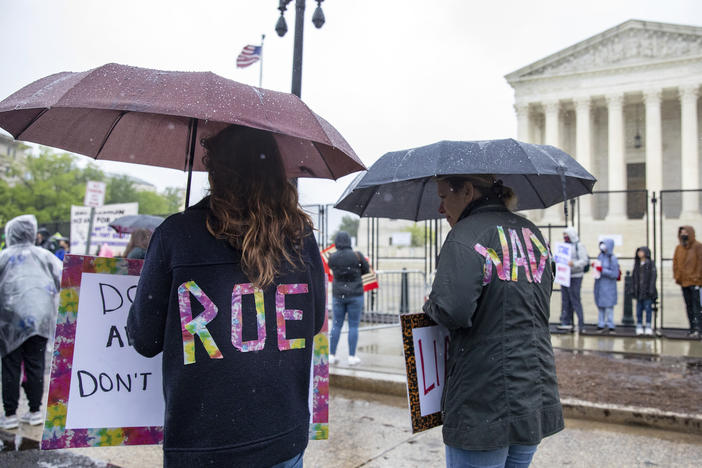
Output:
top-left (2, 327), bottom-right (702, 466)
top-left (3, 388), bottom-right (702, 467)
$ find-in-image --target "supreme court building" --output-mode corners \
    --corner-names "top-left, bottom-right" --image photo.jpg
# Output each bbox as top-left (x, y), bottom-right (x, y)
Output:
top-left (506, 20), bottom-right (702, 232)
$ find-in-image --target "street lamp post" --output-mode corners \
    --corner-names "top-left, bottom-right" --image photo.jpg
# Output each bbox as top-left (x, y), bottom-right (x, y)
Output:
top-left (275, 0), bottom-right (326, 98)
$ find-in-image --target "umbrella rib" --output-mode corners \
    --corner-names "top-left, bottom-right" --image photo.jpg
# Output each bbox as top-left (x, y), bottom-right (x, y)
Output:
top-left (311, 141), bottom-right (336, 179)
top-left (95, 111), bottom-right (127, 159)
top-left (413, 178), bottom-right (430, 222)
top-left (523, 175), bottom-right (548, 208)
top-left (14, 108), bottom-right (50, 140)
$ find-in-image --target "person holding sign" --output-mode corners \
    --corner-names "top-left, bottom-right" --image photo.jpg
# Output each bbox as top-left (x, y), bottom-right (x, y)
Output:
top-left (0, 215), bottom-right (62, 429)
top-left (127, 125), bottom-right (326, 468)
top-left (422, 175), bottom-right (563, 468)
top-left (594, 238), bottom-right (620, 333)
top-left (556, 228), bottom-right (588, 333)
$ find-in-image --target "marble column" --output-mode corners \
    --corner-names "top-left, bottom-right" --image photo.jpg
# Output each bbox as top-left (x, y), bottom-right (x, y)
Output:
top-left (543, 100), bottom-right (560, 147)
top-left (543, 100), bottom-right (563, 223)
top-left (515, 103), bottom-right (530, 142)
top-left (606, 93), bottom-right (626, 218)
top-left (574, 97), bottom-right (592, 218)
top-left (680, 85), bottom-right (700, 215)
top-left (644, 89), bottom-right (663, 204)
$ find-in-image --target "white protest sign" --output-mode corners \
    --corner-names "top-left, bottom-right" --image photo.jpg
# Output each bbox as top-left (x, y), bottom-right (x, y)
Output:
top-left (66, 272), bottom-right (164, 429)
top-left (553, 242), bottom-right (572, 287)
top-left (553, 242), bottom-right (572, 265)
top-left (412, 325), bottom-right (450, 417)
top-left (592, 259), bottom-right (602, 279)
top-left (84, 181), bottom-right (107, 208)
top-left (71, 203), bottom-right (138, 255)
top-left (555, 263), bottom-right (571, 287)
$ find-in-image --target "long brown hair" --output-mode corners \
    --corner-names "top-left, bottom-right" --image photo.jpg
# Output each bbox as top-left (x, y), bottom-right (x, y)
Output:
top-left (123, 228), bottom-right (152, 257)
top-left (202, 125), bottom-right (313, 289)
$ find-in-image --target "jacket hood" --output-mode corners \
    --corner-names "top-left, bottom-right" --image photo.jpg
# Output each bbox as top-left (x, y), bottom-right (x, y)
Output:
top-left (5, 214), bottom-right (37, 247)
top-left (678, 225), bottom-right (696, 246)
top-left (335, 231), bottom-right (352, 249)
top-left (564, 227), bottom-right (579, 243)
top-left (636, 246), bottom-right (651, 259)
top-left (600, 238), bottom-right (615, 255)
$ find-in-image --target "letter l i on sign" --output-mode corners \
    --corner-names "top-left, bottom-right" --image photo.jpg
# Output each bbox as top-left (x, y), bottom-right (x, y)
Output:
top-left (84, 181), bottom-right (106, 255)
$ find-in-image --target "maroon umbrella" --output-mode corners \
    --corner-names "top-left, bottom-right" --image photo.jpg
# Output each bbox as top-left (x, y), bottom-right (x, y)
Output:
top-left (0, 63), bottom-right (365, 204)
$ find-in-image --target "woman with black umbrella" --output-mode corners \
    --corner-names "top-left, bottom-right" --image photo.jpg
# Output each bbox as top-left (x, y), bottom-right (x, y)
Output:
top-left (423, 174), bottom-right (563, 468)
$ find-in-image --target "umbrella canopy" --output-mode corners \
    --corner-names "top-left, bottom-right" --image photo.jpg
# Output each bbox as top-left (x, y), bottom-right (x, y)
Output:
top-left (335, 139), bottom-right (596, 221)
top-left (0, 63), bottom-right (365, 182)
top-left (108, 214), bottom-right (164, 234)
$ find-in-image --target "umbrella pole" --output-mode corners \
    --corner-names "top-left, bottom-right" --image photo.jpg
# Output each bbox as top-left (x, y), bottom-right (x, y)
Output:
top-left (184, 119), bottom-right (199, 208)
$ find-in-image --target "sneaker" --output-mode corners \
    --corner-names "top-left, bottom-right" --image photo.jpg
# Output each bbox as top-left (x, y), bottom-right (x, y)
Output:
top-left (689, 331), bottom-right (700, 339)
top-left (635, 325), bottom-right (644, 336)
top-left (608, 328), bottom-right (616, 335)
top-left (1, 415), bottom-right (18, 430)
top-left (644, 326), bottom-right (653, 336)
top-left (19, 411), bottom-right (43, 426)
top-left (348, 356), bottom-right (361, 366)
top-left (556, 324), bottom-right (574, 330)
top-left (328, 354), bottom-right (337, 365)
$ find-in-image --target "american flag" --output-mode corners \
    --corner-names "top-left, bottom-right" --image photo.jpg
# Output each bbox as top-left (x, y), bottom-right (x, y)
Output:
top-left (236, 44), bottom-right (262, 68)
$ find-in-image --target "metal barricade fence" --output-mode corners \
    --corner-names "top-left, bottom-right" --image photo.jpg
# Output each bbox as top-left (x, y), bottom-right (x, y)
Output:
top-left (360, 269), bottom-right (427, 329)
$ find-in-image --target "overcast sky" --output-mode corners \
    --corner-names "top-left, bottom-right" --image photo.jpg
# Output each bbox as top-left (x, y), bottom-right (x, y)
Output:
top-left (1, 0), bottom-right (699, 206)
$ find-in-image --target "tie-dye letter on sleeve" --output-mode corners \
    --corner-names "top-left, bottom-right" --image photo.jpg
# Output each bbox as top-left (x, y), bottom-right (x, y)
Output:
top-left (522, 228), bottom-right (548, 283)
top-left (276, 284), bottom-right (309, 351)
top-left (231, 283), bottom-right (266, 352)
top-left (178, 281), bottom-right (223, 365)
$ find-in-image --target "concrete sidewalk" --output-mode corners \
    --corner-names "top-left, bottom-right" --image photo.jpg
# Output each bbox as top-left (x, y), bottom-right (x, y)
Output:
top-left (2, 326), bottom-right (702, 466)
top-left (3, 389), bottom-right (702, 467)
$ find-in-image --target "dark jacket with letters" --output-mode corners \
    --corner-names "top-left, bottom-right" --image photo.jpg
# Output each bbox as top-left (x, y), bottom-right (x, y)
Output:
top-left (127, 197), bottom-right (326, 468)
top-left (423, 200), bottom-right (563, 450)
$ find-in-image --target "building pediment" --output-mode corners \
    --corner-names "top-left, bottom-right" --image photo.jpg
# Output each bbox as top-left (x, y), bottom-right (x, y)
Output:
top-left (506, 20), bottom-right (702, 83)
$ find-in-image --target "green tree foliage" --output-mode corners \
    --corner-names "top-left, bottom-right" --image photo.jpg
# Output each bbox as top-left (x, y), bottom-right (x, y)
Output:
top-left (105, 175), bottom-right (137, 205)
top-left (403, 223), bottom-right (435, 247)
top-left (334, 215), bottom-right (359, 239)
top-left (0, 147), bottom-right (185, 224)
top-left (0, 148), bottom-right (105, 224)
top-left (105, 175), bottom-right (183, 215)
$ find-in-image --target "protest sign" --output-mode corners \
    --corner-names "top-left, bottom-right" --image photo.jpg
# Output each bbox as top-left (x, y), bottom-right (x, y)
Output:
top-left (309, 310), bottom-right (329, 440)
top-left (42, 255), bottom-right (329, 449)
top-left (84, 181), bottom-right (106, 208)
top-left (401, 312), bottom-right (450, 433)
top-left (553, 242), bottom-right (572, 287)
top-left (70, 203), bottom-right (138, 256)
top-left (42, 255), bottom-right (162, 449)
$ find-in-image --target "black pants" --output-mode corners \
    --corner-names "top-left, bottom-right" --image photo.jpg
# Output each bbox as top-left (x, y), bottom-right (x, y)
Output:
top-left (1, 335), bottom-right (47, 416)
top-left (681, 286), bottom-right (702, 332)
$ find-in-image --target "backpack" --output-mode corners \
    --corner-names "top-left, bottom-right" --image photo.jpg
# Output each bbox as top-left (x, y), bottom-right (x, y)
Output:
top-left (576, 243), bottom-right (590, 273)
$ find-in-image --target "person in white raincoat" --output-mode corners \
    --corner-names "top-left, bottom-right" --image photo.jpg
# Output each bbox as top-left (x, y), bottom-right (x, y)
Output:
top-left (0, 214), bottom-right (62, 429)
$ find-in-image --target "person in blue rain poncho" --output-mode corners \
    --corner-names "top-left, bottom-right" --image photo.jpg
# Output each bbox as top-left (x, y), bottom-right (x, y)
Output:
top-left (0, 214), bottom-right (62, 429)
top-left (594, 238), bottom-right (620, 332)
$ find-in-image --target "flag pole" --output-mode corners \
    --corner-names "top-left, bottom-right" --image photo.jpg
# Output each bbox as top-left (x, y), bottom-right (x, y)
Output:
top-left (259, 34), bottom-right (265, 88)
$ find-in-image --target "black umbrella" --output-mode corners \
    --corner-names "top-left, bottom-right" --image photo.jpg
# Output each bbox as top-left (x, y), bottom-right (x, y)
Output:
top-left (109, 214), bottom-right (165, 234)
top-left (335, 139), bottom-right (596, 221)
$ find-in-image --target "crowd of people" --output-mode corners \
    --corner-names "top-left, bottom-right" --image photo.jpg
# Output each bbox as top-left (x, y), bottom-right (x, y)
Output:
top-left (557, 224), bottom-right (702, 338)
top-left (1, 139), bottom-right (701, 467)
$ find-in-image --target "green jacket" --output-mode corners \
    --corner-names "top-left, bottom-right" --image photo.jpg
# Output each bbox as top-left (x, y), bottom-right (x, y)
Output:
top-left (423, 201), bottom-right (563, 450)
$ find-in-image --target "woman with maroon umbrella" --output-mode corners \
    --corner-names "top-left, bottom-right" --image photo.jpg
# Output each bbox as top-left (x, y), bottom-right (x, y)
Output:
top-left (127, 125), bottom-right (326, 467)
